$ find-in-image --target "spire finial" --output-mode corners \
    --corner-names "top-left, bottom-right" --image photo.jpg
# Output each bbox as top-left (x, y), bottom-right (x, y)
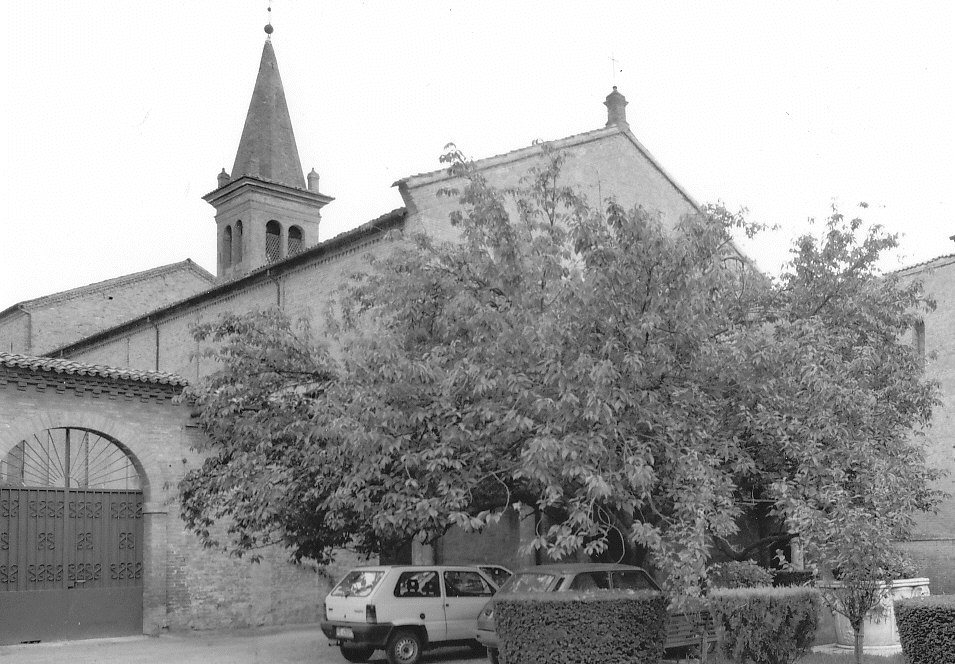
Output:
top-left (264, 2), bottom-right (273, 38)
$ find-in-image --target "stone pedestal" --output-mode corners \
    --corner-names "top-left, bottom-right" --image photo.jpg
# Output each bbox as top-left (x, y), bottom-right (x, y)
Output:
top-left (825, 577), bottom-right (930, 656)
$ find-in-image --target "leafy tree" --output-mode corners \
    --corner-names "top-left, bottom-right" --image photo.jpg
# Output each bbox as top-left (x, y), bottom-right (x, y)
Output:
top-left (180, 148), bottom-right (941, 597)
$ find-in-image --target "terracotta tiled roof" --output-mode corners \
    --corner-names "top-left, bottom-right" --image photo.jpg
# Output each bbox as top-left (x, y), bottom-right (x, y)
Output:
top-left (0, 352), bottom-right (189, 387)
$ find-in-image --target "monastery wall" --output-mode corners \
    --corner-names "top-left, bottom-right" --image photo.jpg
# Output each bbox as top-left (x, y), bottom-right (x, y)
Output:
top-left (899, 256), bottom-right (955, 593)
top-left (0, 267), bottom-right (213, 358)
top-left (0, 312), bottom-right (30, 355)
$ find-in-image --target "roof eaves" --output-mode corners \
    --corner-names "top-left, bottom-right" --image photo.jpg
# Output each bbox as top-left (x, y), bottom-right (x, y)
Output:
top-left (0, 351), bottom-right (189, 387)
top-left (891, 253), bottom-right (955, 276)
top-left (0, 303), bottom-right (27, 320)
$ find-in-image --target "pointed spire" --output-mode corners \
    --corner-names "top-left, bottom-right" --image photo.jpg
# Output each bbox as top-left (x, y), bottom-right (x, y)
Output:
top-left (230, 39), bottom-right (306, 189)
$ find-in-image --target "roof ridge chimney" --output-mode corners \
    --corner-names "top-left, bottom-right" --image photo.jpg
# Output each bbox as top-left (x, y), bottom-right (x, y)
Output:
top-left (604, 86), bottom-right (629, 128)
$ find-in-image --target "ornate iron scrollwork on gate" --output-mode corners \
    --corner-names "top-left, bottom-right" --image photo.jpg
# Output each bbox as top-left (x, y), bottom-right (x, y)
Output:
top-left (0, 565), bottom-right (17, 584)
top-left (27, 564), bottom-right (64, 583)
top-left (36, 532), bottom-right (55, 550)
top-left (76, 532), bottom-right (94, 550)
top-left (110, 562), bottom-right (143, 581)
top-left (0, 499), bottom-right (17, 517)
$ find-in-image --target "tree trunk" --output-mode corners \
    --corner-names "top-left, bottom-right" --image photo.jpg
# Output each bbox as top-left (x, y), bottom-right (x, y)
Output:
top-left (853, 620), bottom-right (865, 664)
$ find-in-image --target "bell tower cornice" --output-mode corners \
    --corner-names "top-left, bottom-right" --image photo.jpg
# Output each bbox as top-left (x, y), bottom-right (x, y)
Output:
top-left (203, 176), bottom-right (333, 210)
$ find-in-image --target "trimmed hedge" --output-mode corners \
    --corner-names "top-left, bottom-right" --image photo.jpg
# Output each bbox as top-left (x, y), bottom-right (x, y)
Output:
top-left (495, 590), bottom-right (667, 664)
top-left (709, 586), bottom-right (820, 664)
top-left (895, 595), bottom-right (955, 664)
top-left (708, 561), bottom-right (774, 589)
top-left (771, 570), bottom-right (815, 588)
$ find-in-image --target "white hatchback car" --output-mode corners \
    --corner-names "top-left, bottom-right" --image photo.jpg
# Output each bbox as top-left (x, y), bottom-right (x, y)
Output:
top-left (321, 565), bottom-right (509, 664)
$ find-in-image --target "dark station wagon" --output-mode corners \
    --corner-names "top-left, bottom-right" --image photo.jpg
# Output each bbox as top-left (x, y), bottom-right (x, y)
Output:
top-left (475, 563), bottom-right (716, 663)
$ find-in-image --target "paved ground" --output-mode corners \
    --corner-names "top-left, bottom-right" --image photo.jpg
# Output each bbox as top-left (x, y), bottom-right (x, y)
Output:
top-left (0, 624), bottom-right (488, 664)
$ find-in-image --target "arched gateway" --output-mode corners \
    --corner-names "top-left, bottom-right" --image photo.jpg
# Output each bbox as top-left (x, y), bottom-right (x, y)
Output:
top-left (0, 353), bottom-right (197, 645)
top-left (0, 353), bottom-right (329, 645)
top-left (1, 428), bottom-right (144, 643)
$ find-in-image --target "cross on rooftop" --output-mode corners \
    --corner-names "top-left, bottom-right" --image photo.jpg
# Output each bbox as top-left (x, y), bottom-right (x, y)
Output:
top-left (609, 53), bottom-right (622, 84)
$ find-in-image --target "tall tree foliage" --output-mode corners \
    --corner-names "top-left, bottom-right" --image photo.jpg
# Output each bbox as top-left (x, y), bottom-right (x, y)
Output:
top-left (180, 149), bottom-right (940, 594)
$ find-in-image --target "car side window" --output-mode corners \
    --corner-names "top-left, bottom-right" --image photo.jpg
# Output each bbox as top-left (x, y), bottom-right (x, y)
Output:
top-left (569, 571), bottom-right (611, 591)
top-left (479, 565), bottom-right (512, 588)
top-left (444, 570), bottom-right (493, 597)
top-left (611, 570), bottom-right (657, 591)
top-left (394, 571), bottom-right (440, 598)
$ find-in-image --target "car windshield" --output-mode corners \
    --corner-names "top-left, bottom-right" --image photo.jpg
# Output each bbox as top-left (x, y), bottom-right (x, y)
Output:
top-left (500, 572), bottom-right (558, 593)
top-left (330, 570), bottom-right (385, 598)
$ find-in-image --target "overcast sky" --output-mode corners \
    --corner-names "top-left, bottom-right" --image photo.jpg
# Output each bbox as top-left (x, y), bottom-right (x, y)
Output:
top-left (2, 1), bottom-right (953, 307)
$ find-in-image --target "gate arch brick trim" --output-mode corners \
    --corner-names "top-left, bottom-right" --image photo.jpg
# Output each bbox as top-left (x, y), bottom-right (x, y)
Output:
top-left (2, 409), bottom-right (161, 501)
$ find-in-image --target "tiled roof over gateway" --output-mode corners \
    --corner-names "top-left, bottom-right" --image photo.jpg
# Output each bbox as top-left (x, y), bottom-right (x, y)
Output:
top-left (0, 352), bottom-right (188, 387)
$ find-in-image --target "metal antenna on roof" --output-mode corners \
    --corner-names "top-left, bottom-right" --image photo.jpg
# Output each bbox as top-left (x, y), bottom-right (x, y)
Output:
top-left (265, 1), bottom-right (274, 39)
top-left (609, 53), bottom-right (622, 85)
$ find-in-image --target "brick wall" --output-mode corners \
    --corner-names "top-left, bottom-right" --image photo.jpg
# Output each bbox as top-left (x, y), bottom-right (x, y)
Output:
top-left (0, 265), bottom-right (213, 357)
top-left (401, 131), bottom-right (697, 244)
top-left (0, 311), bottom-right (30, 355)
top-left (898, 255), bottom-right (955, 593)
top-left (67, 231), bottom-right (404, 381)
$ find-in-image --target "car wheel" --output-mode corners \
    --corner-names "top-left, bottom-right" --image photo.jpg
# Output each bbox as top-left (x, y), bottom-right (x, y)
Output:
top-left (386, 629), bottom-right (422, 664)
top-left (487, 646), bottom-right (500, 664)
top-left (340, 644), bottom-right (374, 663)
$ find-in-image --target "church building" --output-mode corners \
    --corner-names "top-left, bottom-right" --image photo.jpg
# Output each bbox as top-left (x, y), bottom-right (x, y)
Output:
top-left (1, 23), bottom-right (952, 645)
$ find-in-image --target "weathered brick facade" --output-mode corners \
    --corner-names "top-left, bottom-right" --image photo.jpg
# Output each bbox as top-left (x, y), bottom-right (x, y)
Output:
top-left (896, 254), bottom-right (955, 593)
top-left (0, 261), bottom-right (214, 357)
top-left (397, 127), bottom-right (697, 243)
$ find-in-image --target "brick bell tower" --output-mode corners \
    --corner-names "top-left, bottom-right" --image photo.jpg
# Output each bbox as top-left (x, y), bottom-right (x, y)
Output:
top-left (203, 22), bottom-right (332, 280)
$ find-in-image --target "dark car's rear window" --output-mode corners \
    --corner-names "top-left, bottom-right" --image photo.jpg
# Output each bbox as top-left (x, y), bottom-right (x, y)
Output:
top-left (500, 572), bottom-right (558, 593)
top-left (569, 571), bottom-right (611, 590)
top-left (611, 569), bottom-right (658, 591)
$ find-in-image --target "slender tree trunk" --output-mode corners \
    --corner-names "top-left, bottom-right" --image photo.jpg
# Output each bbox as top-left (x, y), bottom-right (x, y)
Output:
top-left (853, 620), bottom-right (865, 664)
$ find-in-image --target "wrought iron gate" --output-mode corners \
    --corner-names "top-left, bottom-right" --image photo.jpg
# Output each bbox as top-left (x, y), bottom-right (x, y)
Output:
top-left (0, 428), bottom-right (143, 644)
